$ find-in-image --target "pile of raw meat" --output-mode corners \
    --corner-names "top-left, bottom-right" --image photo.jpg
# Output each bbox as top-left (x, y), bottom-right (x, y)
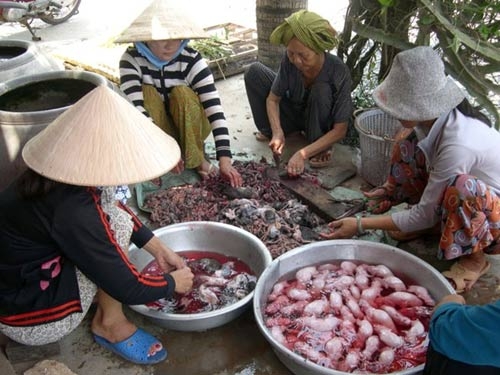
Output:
top-left (142, 252), bottom-right (256, 314)
top-left (144, 160), bottom-right (325, 258)
top-left (264, 260), bottom-right (435, 373)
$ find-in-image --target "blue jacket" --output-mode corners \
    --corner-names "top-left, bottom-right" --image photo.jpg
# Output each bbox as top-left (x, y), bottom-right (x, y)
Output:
top-left (429, 300), bottom-right (500, 367)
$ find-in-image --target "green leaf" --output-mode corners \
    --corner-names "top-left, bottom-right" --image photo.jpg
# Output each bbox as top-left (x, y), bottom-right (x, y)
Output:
top-left (451, 36), bottom-right (460, 54)
top-left (378, 0), bottom-right (395, 7)
top-left (420, 0), bottom-right (500, 61)
top-left (419, 15), bottom-right (435, 26)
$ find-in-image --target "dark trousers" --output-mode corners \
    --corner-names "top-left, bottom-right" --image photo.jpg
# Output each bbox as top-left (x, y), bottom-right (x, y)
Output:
top-left (243, 62), bottom-right (333, 143)
top-left (424, 344), bottom-right (500, 375)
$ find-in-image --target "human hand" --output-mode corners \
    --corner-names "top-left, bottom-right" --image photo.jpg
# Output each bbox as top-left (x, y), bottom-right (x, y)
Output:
top-left (319, 217), bottom-right (358, 239)
top-left (219, 156), bottom-right (243, 188)
top-left (268, 132), bottom-right (285, 155)
top-left (287, 151), bottom-right (306, 176)
top-left (144, 236), bottom-right (186, 272)
top-left (170, 267), bottom-right (194, 294)
top-left (155, 246), bottom-right (186, 273)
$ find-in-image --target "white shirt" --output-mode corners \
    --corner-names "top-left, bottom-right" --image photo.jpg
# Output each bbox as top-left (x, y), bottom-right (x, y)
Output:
top-left (392, 109), bottom-right (500, 232)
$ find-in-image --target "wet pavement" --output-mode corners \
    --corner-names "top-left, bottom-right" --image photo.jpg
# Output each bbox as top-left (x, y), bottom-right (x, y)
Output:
top-left (1, 1), bottom-right (500, 374)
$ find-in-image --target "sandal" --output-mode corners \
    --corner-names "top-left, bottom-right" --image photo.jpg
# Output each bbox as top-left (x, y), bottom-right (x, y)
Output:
top-left (197, 163), bottom-right (218, 180)
top-left (93, 328), bottom-right (167, 364)
top-left (254, 131), bottom-right (270, 142)
top-left (442, 261), bottom-right (491, 293)
top-left (363, 186), bottom-right (392, 214)
top-left (309, 150), bottom-right (333, 168)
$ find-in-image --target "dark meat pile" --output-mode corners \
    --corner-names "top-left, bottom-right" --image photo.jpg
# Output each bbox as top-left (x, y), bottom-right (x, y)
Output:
top-left (144, 160), bottom-right (326, 258)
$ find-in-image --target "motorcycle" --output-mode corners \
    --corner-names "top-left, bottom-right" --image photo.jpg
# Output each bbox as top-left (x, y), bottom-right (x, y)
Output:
top-left (0, 0), bottom-right (81, 41)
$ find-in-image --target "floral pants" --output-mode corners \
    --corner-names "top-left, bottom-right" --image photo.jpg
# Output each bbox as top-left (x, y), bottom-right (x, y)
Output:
top-left (386, 131), bottom-right (500, 260)
top-left (439, 175), bottom-right (500, 260)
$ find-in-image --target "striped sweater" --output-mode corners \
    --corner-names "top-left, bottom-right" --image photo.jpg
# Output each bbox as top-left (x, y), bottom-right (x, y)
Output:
top-left (119, 45), bottom-right (232, 160)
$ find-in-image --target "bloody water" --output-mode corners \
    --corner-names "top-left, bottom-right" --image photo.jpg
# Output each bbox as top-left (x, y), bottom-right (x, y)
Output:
top-left (181, 250), bottom-right (253, 274)
top-left (142, 250), bottom-right (255, 314)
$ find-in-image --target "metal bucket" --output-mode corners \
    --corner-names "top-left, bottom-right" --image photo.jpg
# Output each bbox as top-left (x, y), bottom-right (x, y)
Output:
top-left (253, 239), bottom-right (455, 375)
top-left (0, 39), bottom-right (63, 83)
top-left (0, 70), bottom-right (115, 191)
top-left (128, 221), bottom-right (273, 332)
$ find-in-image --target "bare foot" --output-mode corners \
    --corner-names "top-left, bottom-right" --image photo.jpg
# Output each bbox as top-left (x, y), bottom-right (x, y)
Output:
top-left (456, 254), bottom-right (489, 275)
top-left (363, 185), bottom-right (388, 198)
top-left (91, 307), bottom-right (136, 343)
top-left (309, 150), bottom-right (332, 168)
top-left (443, 252), bottom-right (490, 292)
top-left (149, 177), bottom-right (162, 186)
top-left (254, 131), bottom-right (270, 142)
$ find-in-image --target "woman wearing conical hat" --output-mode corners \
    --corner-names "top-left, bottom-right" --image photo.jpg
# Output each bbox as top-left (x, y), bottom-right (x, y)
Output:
top-left (0, 86), bottom-right (194, 365)
top-left (115, 0), bottom-right (242, 187)
top-left (244, 10), bottom-right (354, 176)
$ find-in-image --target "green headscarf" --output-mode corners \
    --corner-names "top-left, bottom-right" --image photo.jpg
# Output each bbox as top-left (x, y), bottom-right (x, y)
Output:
top-left (270, 10), bottom-right (338, 54)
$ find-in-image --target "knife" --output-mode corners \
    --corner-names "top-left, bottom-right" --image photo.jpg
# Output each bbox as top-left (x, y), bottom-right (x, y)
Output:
top-left (334, 201), bottom-right (366, 220)
top-left (273, 153), bottom-right (281, 170)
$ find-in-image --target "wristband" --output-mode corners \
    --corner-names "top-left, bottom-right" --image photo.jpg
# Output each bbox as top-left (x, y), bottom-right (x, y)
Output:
top-left (356, 214), bottom-right (365, 235)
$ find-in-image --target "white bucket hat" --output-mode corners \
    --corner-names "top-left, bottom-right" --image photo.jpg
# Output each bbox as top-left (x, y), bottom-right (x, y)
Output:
top-left (373, 46), bottom-right (465, 121)
top-left (22, 85), bottom-right (180, 186)
top-left (114, 0), bottom-right (208, 43)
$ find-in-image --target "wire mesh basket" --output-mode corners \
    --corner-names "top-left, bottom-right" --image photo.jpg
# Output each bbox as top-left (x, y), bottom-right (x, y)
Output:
top-left (354, 108), bottom-right (402, 186)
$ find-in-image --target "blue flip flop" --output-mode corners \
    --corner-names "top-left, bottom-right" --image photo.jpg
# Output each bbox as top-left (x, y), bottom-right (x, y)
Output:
top-left (93, 328), bottom-right (167, 365)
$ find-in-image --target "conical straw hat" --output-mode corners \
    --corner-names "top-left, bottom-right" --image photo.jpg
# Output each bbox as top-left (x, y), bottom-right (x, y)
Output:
top-left (114, 0), bottom-right (208, 43)
top-left (22, 85), bottom-right (180, 186)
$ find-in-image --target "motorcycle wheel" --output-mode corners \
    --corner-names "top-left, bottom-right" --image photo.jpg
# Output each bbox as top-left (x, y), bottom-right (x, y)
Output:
top-left (39, 0), bottom-right (81, 25)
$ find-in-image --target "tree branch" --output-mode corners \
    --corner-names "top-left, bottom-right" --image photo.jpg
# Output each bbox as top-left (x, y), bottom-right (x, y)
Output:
top-left (351, 18), bottom-right (414, 50)
top-left (420, 0), bottom-right (500, 61)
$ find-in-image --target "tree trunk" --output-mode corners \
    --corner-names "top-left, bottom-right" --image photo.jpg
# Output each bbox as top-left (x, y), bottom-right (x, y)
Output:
top-left (255, 0), bottom-right (308, 71)
top-left (378, 0), bottom-right (417, 81)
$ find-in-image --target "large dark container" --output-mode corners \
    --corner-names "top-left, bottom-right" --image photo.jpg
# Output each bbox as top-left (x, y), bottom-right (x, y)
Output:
top-left (0, 39), bottom-right (63, 83)
top-left (0, 70), bottom-right (114, 191)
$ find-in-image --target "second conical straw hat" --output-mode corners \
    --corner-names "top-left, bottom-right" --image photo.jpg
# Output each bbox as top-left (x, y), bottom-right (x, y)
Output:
top-left (114, 0), bottom-right (208, 43)
top-left (22, 85), bottom-right (180, 186)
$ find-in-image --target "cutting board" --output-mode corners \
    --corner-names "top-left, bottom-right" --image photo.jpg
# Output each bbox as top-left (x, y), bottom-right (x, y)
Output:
top-left (263, 166), bottom-right (359, 222)
top-left (278, 175), bottom-right (353, 222)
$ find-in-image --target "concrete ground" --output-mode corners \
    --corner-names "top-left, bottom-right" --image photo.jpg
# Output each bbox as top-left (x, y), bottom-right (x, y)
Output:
top-left (1, 1), bottom-right (500, 374)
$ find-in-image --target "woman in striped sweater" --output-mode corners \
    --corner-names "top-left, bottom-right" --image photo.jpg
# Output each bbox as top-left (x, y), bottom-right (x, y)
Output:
top-left (116, 1), bottom-right (242, 188)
